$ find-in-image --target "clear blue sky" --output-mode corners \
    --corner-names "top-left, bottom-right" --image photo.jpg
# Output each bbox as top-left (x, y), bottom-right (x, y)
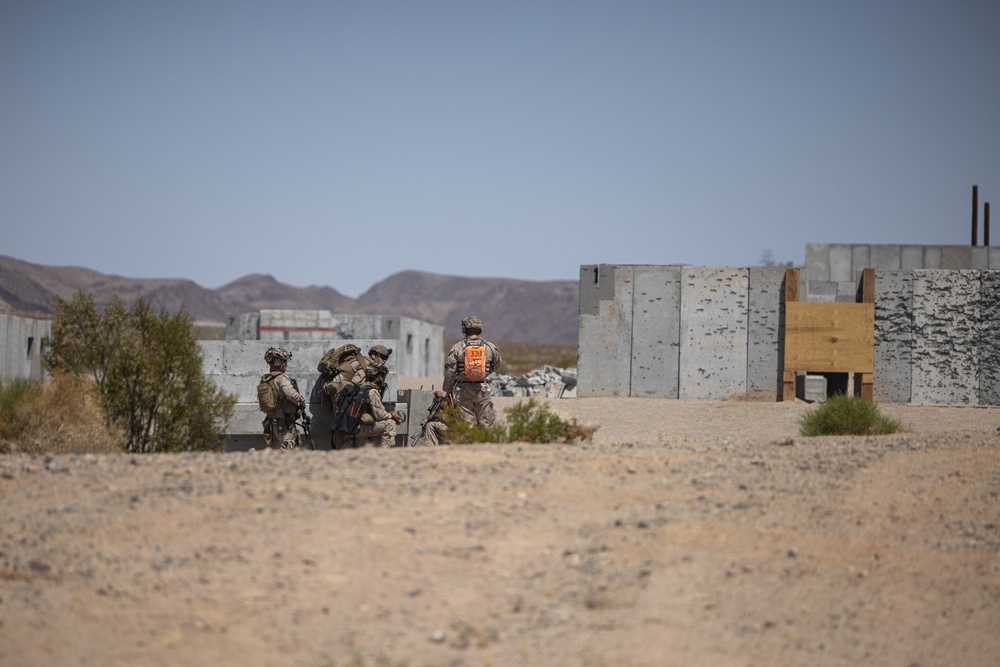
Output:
top-left (2, 1), bottom-right (998, 298)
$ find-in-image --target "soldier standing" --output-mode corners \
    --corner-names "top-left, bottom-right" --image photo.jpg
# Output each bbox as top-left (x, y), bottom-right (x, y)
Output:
top-left (431, 316), bottom-right (502, 442)
top-left (261, 347), bottom-right (305, 450)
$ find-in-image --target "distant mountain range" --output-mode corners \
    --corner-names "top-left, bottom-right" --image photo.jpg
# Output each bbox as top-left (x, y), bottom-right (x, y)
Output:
top-left (0, 255), bottom-right (580, 344)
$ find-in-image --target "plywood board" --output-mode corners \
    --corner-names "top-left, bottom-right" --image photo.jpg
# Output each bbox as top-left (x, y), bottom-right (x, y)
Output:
top-left (783, 302), bottom-right (874, 373)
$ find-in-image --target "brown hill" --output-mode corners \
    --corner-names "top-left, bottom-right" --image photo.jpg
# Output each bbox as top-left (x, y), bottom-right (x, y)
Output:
top-left (0, 256), bottom-right (579, 344)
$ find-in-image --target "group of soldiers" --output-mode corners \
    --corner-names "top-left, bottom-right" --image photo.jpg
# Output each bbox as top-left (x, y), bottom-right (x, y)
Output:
top-left (259, 315), bottom-right (501, 450)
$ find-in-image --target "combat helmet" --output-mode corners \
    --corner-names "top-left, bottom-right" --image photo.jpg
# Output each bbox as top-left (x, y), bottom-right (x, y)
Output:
top-left (264, 347), bottom-right (292, 364)
top-left (368, 344), bottom-right (392, 360)
top-left (461, 316), bottom-right (483, 335)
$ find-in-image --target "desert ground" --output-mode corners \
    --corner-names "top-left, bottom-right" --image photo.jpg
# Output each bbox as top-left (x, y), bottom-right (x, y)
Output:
top-left (2, 380), bottom-right (999, 667)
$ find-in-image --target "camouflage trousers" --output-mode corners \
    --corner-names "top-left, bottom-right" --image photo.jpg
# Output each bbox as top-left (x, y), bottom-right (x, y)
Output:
top-left (453, 382), bottom-right (495, 427)
top-left (357, 418), bottom-right (397, 448)
top-left (263, 415), bottom-right (300, 450)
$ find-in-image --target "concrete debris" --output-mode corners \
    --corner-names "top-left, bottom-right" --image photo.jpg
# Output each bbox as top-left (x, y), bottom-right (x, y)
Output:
top-left (488, 365), bottom-right (577, 399)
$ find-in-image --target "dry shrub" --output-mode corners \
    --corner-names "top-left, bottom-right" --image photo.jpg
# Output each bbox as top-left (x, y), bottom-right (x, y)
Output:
top-left (4, 372), bottom-right (124, 455)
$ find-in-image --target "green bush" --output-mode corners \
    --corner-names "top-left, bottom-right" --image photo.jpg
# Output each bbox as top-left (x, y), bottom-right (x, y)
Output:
top-left (798, 393), bottom-right (902, 436)
top-left (438, 397), bottom-right (597, 444)
top-left (43, 291), bottom-right (237, 453)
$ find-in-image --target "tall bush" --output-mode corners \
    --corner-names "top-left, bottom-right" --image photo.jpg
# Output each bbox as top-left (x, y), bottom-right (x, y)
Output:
top-left (44, 291), bottom-right (236, 452)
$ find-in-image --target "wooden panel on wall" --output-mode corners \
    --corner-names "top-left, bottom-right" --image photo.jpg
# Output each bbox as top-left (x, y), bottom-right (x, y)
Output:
top-left (784, 302), bottom-right (874, 373)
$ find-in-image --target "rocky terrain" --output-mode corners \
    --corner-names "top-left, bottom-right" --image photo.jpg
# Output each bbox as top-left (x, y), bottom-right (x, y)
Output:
top-left (2, 397), bottom-right (998, 667)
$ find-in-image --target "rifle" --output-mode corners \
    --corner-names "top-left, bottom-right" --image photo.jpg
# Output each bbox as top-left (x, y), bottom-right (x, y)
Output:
top-left (410, 393), bottom-right (448, 447)
top-left (289, 378), bottom-right (316, 450)
top-left (295, 406), bottom-right (316, 450)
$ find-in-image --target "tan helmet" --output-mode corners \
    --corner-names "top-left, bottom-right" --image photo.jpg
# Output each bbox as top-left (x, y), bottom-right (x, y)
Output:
top-left (461, 316), bottom-right (483, 335)
top-left (264, 347), bottom-right (292, 364)
top-left (368, 345), bottom-right (392, 360)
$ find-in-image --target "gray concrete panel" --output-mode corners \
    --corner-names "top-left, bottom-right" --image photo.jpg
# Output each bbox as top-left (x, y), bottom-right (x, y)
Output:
top-left (873, 270), bottom-right (913, 403)
top-left (679, 268), bottom-right (749, 399)
top-left (979, 271), bottom-right (1000, 405)
top-left (0, 314), bottom-right (50, 382)
top-left (746, 267), bottom-right (784, 398)
top-left (990, 247), bottom-right (1000, 270)
top-left (941, 246), bottom-right (972, 269)
top-left (871, 245), bottom-right (901, 269)
top-left (851, 245), bottom-right (871, 281)
top-left (971, 247), bottom-right (989, 269)
top-left (630, 266), bottom-right (681, 398)
top-left (901, 245), bottom-right (924, 269)
top-left (578, 265), bottom-right (633, 397)
top-left (911, 271), bottom-right (979, 405)
top-left (805, 243), bottom-right (830, 281)
top-left (579, 264), bottom-right (615, 316)
top-left (829, 244), bottom-right (853, 282)
top-left (923, 246), bottom-right (941, 269)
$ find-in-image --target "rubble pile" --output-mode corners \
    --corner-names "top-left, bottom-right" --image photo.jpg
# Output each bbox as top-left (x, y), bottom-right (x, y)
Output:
top-left (488, 365), bottom-right (577, 399)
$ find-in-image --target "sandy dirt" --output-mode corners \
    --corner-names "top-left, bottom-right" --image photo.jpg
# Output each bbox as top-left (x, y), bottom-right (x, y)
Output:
top-left (2, 383), bottom-right (999, 667)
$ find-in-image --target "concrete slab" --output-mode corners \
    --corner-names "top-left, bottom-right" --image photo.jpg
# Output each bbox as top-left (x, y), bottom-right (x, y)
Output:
top-left (679, 267), bottom-right (749, 399)
top-left (746, 267), bottom-right (784, 398)
top-left (851, 244), bottom-right (871, 277)
top-left (901, 245), bottom-right (924, 269)
top-left (978, 271), bottom-right (1000, 406)
top-left (990, 247), bottom-right (1000, 270)
top-left (941, 246), bottom-right (972, 269)
top-left (578, 265), bottom-right (634, 397)
top-left (971, 246), bottom-right (989, 269)
top-left (829, 244), bottom-right (853, 282)
top-left (873, 271), bottom-right (913, 403)
top-left (630, 266), bottom-right (681, 398)
top-left (923, 246), bottom-right (941, 269)
top-left (911, 271), bottom-right (979, 405)
top-left (806, 243), bottom-right (829, 282)
top-left (871, 245), bottom-right (901, 270)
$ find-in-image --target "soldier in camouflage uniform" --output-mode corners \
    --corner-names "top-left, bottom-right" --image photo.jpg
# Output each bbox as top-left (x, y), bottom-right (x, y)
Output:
top-left (430, 316), bottom-right (502, 443)
top-left (262, 347), bottom-right (305, 450)
top-left (356, 363), bottom-right (404, 448)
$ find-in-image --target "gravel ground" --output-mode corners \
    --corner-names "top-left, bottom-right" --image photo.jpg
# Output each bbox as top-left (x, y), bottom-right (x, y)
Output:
top-left (1, 397), bottom-right (999, 667)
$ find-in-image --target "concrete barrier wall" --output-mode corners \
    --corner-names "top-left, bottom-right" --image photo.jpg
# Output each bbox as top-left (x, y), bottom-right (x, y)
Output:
top-left (0, 314), bottom-right (51, 382)
top-left (679, 268), bottom-right (749, 399)
top-left (806, 243), bottom-right (1000, 302)
top-left (873, 269), bottom-right (999, 405)
top-left (198, 339), bottom-right (399, 450)
top-left (578, 265), bottom-right (785, 400)
top-left (224, 310), bottom-right (444, 377)
top-left (581, 263), bottom-right (998, 405)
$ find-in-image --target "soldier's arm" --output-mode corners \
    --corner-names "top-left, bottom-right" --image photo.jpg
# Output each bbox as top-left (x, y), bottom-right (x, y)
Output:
top-left (442, 345), bottom-right (459, 393)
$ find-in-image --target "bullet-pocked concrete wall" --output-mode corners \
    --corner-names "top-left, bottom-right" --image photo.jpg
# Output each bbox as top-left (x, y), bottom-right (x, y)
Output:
top-left (578, 265), bottom-right (785, 399)
top-left (0, 314), bottom-right (51, 382)
top-left (199, 339), bottom-right (400, 450)
top-left (874, 270), bottom-right (1000, 405)
top-left (225, 310), bottom-right (444, 377)
top-left (806, 243), bottom-right (1000, 302)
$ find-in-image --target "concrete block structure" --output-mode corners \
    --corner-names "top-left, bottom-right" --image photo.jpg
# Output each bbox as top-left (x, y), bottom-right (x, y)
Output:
top-left (579, 261), bottom-right (999, 406)
top-left (199, 339), bottom-right (407, 450)
top-left (805, 243), bottom-right (1000, 302)
top-left (226, 309), bottom-right (443, 378)
top-left (0, 314), bottom-right (51, 382)
top-left (578, 265), bottom-right (786, 400)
